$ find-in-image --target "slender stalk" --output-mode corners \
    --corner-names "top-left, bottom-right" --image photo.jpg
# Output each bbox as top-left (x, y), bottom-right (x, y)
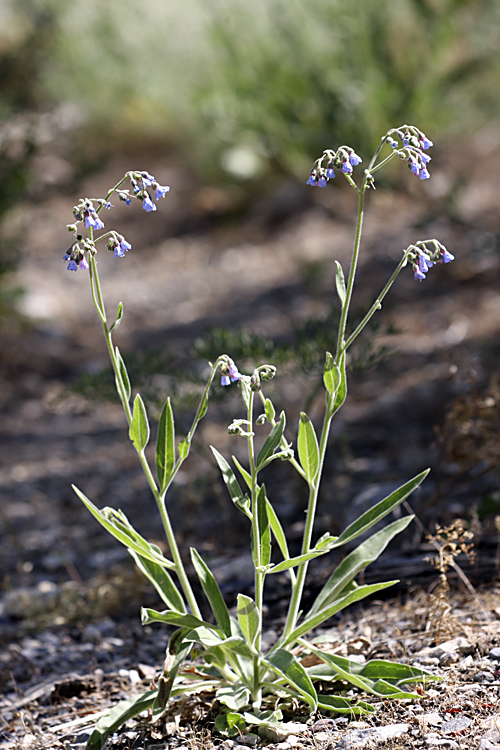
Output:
top-left (343, 250), bottom-right (409, 351)
top-left (247, 390), bottom-right (264, 700)
top-left (88, 255), bottom-right (201, 618)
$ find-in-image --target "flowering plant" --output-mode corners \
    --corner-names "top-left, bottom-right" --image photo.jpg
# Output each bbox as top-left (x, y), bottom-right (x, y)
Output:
top-left (65, 126), bottom-right (450, 749)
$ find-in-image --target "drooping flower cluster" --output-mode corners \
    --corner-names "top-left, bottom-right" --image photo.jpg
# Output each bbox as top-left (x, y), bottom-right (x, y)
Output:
top-left (306, 147), bottom-right (362, 187)
top-left (64, 170), bottom-right (170, 271)
top-left (406, 240), bottom-right (455, 281)
top-left (386, 125), bottom-right (433, 180)
top-left (128, 171), bottom-right (170, 212)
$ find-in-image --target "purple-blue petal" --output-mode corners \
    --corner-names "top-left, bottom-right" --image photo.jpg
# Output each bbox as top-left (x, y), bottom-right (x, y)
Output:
top-left (143, 195), bottom-right (157, 212)
top-left (442, 249), bottom-right (455, 263)
top-left (419, 167), bottom-right (430, 180)
top-left (306, 174), bottom-right (317, 187)
top-left (221, 375), bottom-right (231, 386)
top-left (67, 260), bottom-right (78, 271)
top-left (155, 184), bottom-right (170, 200)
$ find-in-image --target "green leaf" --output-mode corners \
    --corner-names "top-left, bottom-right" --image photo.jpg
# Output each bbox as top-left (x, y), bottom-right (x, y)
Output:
top-left (303, 646), bottom-right (426, 699)
top-left (330, 349), bottom-right (347, 415)
top-left (237, 594), bottom-right (260, 650)
top-left (129, 393), bottom-right (150, 453)
top-left (74, 487), bottom-right (175, 569)
top-left (283, 581), bottom-right (397, 645)
top-left (308, 515), bottom-right (414, 617)
top-left (140, 608), bottom-right (218, 631)
top-left (214, 711), bottom-right (247, 737)
top-left (333, 470), bottom-right (429, 548)
top-left (211, 447), bottom-right (252, 519)
top-left (256, 411), bottom-right (286, 470)
top-left (255, 484), bottom-right (271, 568)
top-left (317, 695), bottom-right (375, 715)
top-left (191, 548), bottom-right (231, 637)
top-left (156, 397), bottom-right (175, 493)
top-left (86, 689), bottom-right (157, 750)
top-left (115, 346), bottom-right (131, 403)
top-left (264, 397), bottom-right (276, 422)
top-left (335, 260), bottom-right (347, 307)
top-left (265, 499), bottom-right (291, 566)
top-left (297, 412), bottom-right (320, 485)
top-left (109, 301), bottom-right (124, 334)
top-left (264, 649), bottom-right (318, 711)
top-left (216, 685), bottom-right (251, 711)
top-left (323, 351), bottom-right (340, 397)
top-left (265, 534), bottom-right (336, 574)
top-left (178, 438), bottom-right (190, 459)
top-left (128, 549), bottom-right (186, 613)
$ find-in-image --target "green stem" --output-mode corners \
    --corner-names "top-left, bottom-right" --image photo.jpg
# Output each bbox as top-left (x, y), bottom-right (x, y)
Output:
top-left (88, 255), bottom-right (201, 618)
top-left (343, 250), bottom-right (409, 351)
top-left (247, 389), bottom-right (264, 700)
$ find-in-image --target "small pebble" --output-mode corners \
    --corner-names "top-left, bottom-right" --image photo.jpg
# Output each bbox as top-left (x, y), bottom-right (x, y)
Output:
top-left (488, 647), bottom-right (500, 661)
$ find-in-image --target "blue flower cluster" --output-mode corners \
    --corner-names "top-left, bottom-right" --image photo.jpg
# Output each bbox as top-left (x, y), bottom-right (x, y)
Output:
top-left (387, 126), bottom-right (433, 180)
top-left (129, 171), bottom-right (170, 212)
top-left (407, 241), bottom-right (455, 282)
top-left (64, 171), bottom-right (170, 271)
top-left (306, 147), bottom-right (362, 188)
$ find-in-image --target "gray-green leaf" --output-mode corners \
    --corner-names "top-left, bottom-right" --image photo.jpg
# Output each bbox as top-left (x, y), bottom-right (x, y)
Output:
top-left (297, 412), bottom-right (319, 485)
top-left (129, 393), bottom-right (150, 453)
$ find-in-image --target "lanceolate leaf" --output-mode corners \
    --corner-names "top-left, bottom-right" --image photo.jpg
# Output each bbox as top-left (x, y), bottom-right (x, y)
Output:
top-left (191, 548), bottom-right (231, 637)
top-left (141, 608), bottom-right (219, 630)
top-left (323, 351), bottom-right (340, 397)
top-left (156, 397), bottom-right (176, 492)
top-left (129, 393), bottom-right (150, 453)
top-left (297, 412), bottom-right (320, 485)
top-left (256, 484), bottom-right (271, 568)
top-left (330, 349), bottom-right (347, 415)
top-left (109, 301), bottom-right (124, 334)
top-left (335, 260), bottom-right (347, 307)
top-left (264, 649), bottom-right (318, 711)
top-left (265, 534), bottom-right (336, 574)
top-left (211, 447), bottom-right (251, 518)
top-left (128, 549), bottom-right (186, 613)
top-left (282, 581), bottom-right (397, 645)
top-left (256, 411), bottom-right (286, 469)
top-left (87, 689), bottom-right (157, 750)
top-left (332, 470), bottom-right (429, 548)
top-left (265, 498), bottom-right (292, 568)
top-left (237, 594), bottom-right (260, 649)
top-left (74, 487), bottom-right (175, 569)
top-left (308, 515), bottom-right (414, 617)
top-left (115, 346), bottom-right (131, 403)
top-left (317, 695), bottom-right (375, 715)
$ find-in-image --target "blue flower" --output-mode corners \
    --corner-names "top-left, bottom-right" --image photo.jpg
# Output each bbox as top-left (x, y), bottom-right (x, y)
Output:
top-left (410, 160), bottom-right (420, 176)
top-left (349, 151), bottom-right (362, 166)
top-left (326, 162), bottom-right (336, 179)
top-left (420, 136), bottom-right (433, 150)
top-left (414, 266), bottom-right (426, 281)
top-left (317, 175), bottom-right (327, 188)
top-left (341, 161), bottom-right (353, 174)
top-left (221, 359), bottom-right (241, 385)
top-left (67, 259), bottom-right (78, 271)
top-left (306, 174), bottom-right (317, 187)
top-left (105, 201), bottom-right (112, 210)
top-left (390, 139), bottom-right (398, 148)
top-left (78, 257), bottom-right (89, 270)
top-left (441, 249), bottom-right (455, 264)
top-left (419, 167), bottom-right (430, 180)
top-left (114, 238), bottom-right (132, 258)
top-left (421, 153), bottom-right (431, 164)
top-left (141, 172), bottom-right (155, 186)
top-left (418, 251), bottom-right (433, 273)
top-left (155, 184), bottom-right (170, 200)
top-left (93, 216), bottom-right (105, 230)
top-left (142, 195), bottom-right (157, 212)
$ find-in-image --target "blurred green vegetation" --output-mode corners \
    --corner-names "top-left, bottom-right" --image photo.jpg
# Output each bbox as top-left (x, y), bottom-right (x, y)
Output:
top-left (4, 0), bottom-right (498, 180)
top-left (0, 0), bottom-right (499, 319)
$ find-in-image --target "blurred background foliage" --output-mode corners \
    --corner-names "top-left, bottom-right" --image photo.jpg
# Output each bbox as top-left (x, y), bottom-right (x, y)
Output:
top-left (0, 0), bottom-right (499, 313)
